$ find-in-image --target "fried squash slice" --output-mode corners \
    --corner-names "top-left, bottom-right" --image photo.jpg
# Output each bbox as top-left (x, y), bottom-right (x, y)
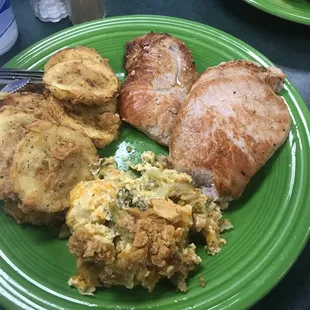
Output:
top-left (8, 122), bottom-right (98, 225)
top-left (0, 108), bottom-right (36, 200)
top-left (0, 92), bottom-right (56, 122)
top-left (47, 96), bottom-right (120, 148)
top-left (43, 46), bottom-right (120, 105)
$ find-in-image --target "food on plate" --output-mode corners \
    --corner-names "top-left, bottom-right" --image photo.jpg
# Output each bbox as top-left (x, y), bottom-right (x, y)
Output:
top-left (17, 82), bottom-right (46, 95)
top-left (43, 46), bottom-right (120, 105)
top-left (0, 92), bottom-right (10, 100)
top-left (119, 32), bottom-right (199, 146)
top-left (5, 122), bottom-right (98, 225)
top-left (0, 93), bottom-right (58, 200)
top-left (47, 96), bottom-right (121, 148)
top-left (66, 152), bottom-right (230, 294)
top-left (197, 60), bottom-right (286, 93)
top-left (0, 37), bottom-right (293, 297)
top-left (0, 92), bottom-right (56, 123)
top-left (44, 46), bottom-right (104, 71)
top-left (4, 199), bottom-right (65, 226)
top-left (170, 60), bottom-right (291, 201)
top-left (0, 48), bottom-right (121, 225)
top-left (199, 275), bottom-right (206, 288)
top-left (42, 47), bottom-right (122, 147)
top-left (0, 108), bottom-right (36, 200)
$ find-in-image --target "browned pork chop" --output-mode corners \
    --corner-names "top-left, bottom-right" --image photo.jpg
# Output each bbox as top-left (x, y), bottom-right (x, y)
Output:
top-left (119, 32), bottom-right (199, 146)
top-left (170, 60), bottom-right (291, 201)
top-left (196, 60), bottom-right (285, 93)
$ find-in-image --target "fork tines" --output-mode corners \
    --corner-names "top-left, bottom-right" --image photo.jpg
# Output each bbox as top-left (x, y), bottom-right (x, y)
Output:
top-left (0, 68), bottom-right (43, 82)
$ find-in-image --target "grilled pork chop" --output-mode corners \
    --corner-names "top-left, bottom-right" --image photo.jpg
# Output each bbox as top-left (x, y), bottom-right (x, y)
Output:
top-left (170, 60), bottom-right (291, 201)
top-left (119, 33), bottom-right (199, 146)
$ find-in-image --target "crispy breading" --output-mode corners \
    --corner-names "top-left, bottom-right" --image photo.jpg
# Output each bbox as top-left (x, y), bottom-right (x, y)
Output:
top-left (47, 96), bottom-right (120, 148)
top-left (3, 199), bottom-right (65, 226)
top-left (10, 122), bottom-right (98, 221)
top-left (68, 207), bottom-right (201, 294)
top-left (66, 152), bottom-right (230, 294)
top-left (0, 108), bottom-right (36, 199)
top-left (43, 46), bottom-right (120, 105)
top-left (0, 91), bottom-right (58, 200)
top-left (44, 46), bottom-right (104, 71)
top-left (0, 92), bottom-right (57, 122)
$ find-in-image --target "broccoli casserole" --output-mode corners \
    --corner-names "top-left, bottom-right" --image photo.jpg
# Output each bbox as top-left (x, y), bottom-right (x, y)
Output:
top-left (66, 152), bottom-right (231, 295)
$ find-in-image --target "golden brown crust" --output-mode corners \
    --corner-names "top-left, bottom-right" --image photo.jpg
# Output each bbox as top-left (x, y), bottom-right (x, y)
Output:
top-left (0, 92), bottom-right (57, 123)
top-left (68, 225), bottom-right (117, 263)
top-left (119, 32), bottom-right (199, 145)
top-left (68, 208), bottom-right (201, 292)
top-left (0, 93), bottom-right (58, 200)
top-left (0, 108), bottom-right (35, 200)
top-left (66, 153), bottom-right (230, 294)
top-left (44, 46), bottom-right (104, 71)
top-left (11, 122), bottom-right (98, 214)
top-left (47, 96), bottom-right (121, 148)
top-left (43, 46), bottom-right (120, 106)
top-left (170, 67), bottom-right (291, 200)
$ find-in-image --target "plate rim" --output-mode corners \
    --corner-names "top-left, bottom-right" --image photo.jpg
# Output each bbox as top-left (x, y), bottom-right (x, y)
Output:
top-left (1, 14), bottom-right (310, 310)
top-left (244, 0), bottom-right (310, 25)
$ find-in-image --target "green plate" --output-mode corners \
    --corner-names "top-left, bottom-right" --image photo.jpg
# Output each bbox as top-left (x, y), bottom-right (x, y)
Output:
top-left (1, 15), bottom-right (310, 310)
top-left (244, 0), bottom-right (310, 25)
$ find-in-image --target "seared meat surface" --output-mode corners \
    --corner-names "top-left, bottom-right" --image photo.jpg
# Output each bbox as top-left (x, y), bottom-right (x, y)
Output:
top-left (120, 32), bottom-right (199, 146)
top-left (170, 60), bottom-right (291, 201)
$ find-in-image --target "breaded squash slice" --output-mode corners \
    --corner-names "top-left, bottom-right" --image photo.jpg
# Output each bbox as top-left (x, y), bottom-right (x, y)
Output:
top-left (47, 96), bottom-right (121, 148)
top-left (0, 108), bottom-right (35, 199)
top-left (9, 122), bottom-right (98, 224)
top-left (0, 92), bottom-right (58, 199)
top-left (0, 92), bottom-right (56, 122)
top-left (43, 47), bottom-right (120, 105)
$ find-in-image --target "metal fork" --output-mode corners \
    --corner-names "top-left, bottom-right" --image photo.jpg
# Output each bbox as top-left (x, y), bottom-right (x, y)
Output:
top-left (0, 68), bottom-right (43, 84)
